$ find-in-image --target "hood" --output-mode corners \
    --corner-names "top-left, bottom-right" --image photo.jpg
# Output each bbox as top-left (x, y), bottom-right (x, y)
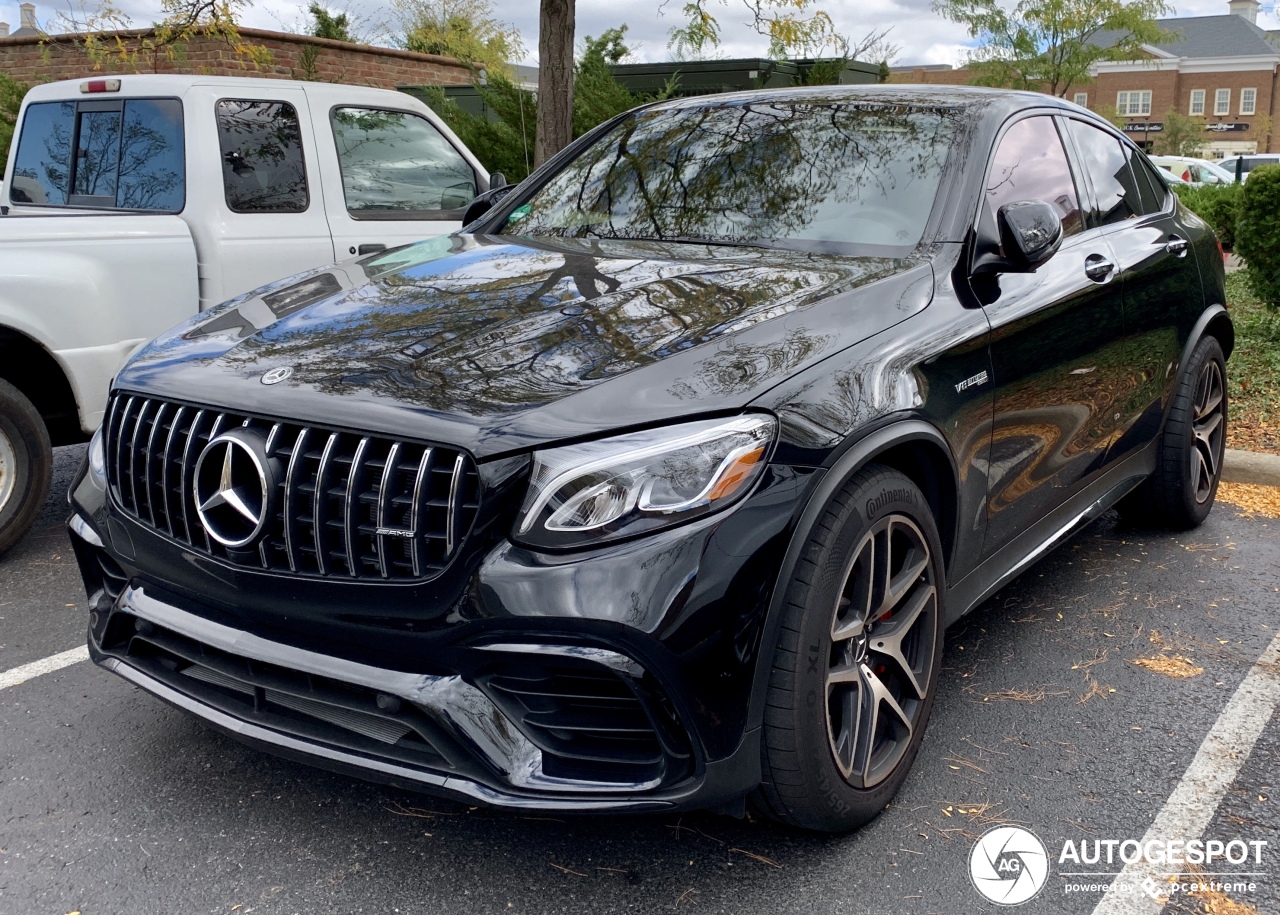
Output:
top-left (118, 235), bottom-right (933, 458)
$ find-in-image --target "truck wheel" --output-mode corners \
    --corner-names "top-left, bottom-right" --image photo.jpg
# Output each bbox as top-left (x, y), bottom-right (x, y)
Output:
top-left (753, 465), bottom-right (944, 832)
top-left (0, 380), bottom-right (53, 556)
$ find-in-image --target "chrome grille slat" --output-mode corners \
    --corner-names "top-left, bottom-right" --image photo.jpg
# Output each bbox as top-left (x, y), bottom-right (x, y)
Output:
top-left (103, 394), bottom-right (478, 582)
top-left (344, 437), bottom-right (370, 577)
top-left (313, 433), bottom-right (340, 576)
top-left (160, 405), bottom-right (187, 537)
top-left (376, 442), bottom-right (401, 579)
top-left (282, 427), bottom-right (309, 573)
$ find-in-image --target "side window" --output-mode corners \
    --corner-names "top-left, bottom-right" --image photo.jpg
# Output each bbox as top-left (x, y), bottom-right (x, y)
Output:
top-left (1064, 119), bottom-right (1141, 227)
top-left (10, 99), bottom-right (184, 210)
top-left (216, 100), bottom-right (309, 213)
top-left (330, 107), bottom-right (477, 215)
top-left (1126, 148), bottom-right (1168, 215)
top-left (985, 116), bottom-right (1083, 238)
top-left (11, 101), bottom-right (75, 205)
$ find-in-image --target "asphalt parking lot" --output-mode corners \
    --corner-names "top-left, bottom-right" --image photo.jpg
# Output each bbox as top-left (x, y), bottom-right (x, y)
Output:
top-left (1, 445), bottom-right (1277, 915)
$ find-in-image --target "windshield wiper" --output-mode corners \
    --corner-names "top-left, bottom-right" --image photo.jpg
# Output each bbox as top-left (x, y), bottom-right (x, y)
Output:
top-left (624, 235), bottom-right (772, 249)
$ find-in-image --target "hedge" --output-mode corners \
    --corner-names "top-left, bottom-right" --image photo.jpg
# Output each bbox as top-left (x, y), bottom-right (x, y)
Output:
top-left (1234, 164), bottom-right (1280, 309)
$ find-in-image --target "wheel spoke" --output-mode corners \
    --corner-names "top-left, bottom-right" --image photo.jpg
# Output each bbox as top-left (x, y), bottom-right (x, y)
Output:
top-left (870, 585), bottom-right (936, 699)
top-left (826, 670), bottom-right (862, 779)
top-left (854, 663), bottom-right (913, 785)
top-left (1196, 386), bottom-right (1222, 421)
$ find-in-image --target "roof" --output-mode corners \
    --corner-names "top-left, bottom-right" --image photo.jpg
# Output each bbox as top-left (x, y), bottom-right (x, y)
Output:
top-left (1094, 14), bottom-right (1280, 59)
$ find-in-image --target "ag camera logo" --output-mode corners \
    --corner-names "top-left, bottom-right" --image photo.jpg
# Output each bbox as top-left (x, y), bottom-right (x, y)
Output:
top-left (969, 826), bottom-right (1050, 905)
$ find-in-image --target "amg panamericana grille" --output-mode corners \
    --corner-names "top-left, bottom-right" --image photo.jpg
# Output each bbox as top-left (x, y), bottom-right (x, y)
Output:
top-left (104, 393), bottom-right (480, 580)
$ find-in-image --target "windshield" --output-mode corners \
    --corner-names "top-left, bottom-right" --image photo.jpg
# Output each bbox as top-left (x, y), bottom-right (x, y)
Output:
top-left (498, 99), bottom-right (959, 253)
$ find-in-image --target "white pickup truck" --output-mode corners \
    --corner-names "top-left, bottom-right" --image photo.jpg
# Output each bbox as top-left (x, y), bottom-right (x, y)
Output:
top-left (0, 74), bottom-right (490, 552)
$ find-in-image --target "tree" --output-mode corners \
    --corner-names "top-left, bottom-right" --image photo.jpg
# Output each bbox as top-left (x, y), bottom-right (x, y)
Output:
top-left (0, 72), bottom-right (27, 164)
top-left (934, 0), bottom-right (1170, 98)
top-left (50, 0), bottom-right (270, 72)
top-left (536, 0), bottom-right (574, 168)
top-left (667, 1), bottom-right (898, 61)
top-left (1151, 110), bottom-right (1205, 157)
top-left (309, 3), bottom-right (352, 41)
top-left (395, 0), bottom-right (522, 75)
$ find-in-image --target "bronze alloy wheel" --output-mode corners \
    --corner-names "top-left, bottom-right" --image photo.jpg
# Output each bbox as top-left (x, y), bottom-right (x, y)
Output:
top-left (826, 513), bottom-right (938, 789)
top-left (1190, 358), bottom-right (1226, 505)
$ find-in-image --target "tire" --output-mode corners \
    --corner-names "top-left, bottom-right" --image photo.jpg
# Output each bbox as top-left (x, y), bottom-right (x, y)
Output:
top-left (0, 379), bottom-right (53, 556)
top-left (1122, 336), bottom-right (1227, 530)
top-left (753, 465), bottom-right (944, 832)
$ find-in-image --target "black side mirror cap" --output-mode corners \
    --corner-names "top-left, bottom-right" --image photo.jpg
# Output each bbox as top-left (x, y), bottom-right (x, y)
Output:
top-left (490, 172), bottom-right (508, 189)
top-left (462, 184), bottom-right (514, 229)
top-left (996, 200), bottom-right (1063, 271)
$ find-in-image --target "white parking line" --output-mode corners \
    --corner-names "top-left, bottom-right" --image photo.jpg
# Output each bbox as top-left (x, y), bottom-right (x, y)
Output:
top-left (1090, 628), bottom-right (1280, 915)
top-left (0, 646), bottom-right (90, 691)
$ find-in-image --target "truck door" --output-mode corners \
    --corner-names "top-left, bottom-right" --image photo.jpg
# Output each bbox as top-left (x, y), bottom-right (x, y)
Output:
top-left (306, 87), bottom-right (485, 260)
top-left (184, 86), bottom-right (334, 308)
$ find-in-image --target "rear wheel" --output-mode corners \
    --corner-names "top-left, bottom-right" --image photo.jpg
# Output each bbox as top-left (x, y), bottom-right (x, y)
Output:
top-left (753, 466), bottom-right (944, 832)
top-left (1123, 336), bottom-right (1227, 530)
top-left (0, 379), bottom-right (53, 555)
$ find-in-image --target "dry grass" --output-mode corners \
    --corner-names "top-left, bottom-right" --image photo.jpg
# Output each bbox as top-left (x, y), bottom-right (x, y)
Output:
top-left (1216, 482), bottom-right (1280, 518)
top-left (981, 687), bottom-right (1069, 702)
top-left (1192, 888), bottom-right (1264, 915)
top-left (1131, 655), bottom-right (1205, 679)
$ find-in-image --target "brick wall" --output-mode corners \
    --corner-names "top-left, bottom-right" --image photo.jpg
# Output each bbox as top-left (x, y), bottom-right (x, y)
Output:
top-left (0, 26), bottom-right (473, 90)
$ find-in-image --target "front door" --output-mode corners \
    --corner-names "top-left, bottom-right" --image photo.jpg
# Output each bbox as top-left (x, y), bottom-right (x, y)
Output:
top-left (975, 114), bottom-right (1131, 556)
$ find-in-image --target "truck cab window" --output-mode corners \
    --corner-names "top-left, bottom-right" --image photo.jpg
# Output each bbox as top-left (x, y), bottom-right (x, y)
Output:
top-left (330, 107), bottom-right (476, 216)
top-left (10, 99), bottom-right (184, 211)
top-left (216, 100), bottom-right (309, 213)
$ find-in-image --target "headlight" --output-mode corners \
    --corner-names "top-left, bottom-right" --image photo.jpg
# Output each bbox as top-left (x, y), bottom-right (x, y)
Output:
top-left (88, 427), bottom-right (106, 482)
top-left (514, 415), bottom-right (776, 549)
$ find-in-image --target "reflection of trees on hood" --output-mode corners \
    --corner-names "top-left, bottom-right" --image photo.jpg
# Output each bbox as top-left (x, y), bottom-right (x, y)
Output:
top-left (509, 100), bottom-right (959, 247)
top-left (205, 239), bottom-right (885, 416)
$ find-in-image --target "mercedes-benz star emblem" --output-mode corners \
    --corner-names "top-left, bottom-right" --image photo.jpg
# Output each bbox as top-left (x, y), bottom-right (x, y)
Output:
top-left (261, 366), bottom-right (293, 385)
top-left (193, 429), bottom-right (280, 548)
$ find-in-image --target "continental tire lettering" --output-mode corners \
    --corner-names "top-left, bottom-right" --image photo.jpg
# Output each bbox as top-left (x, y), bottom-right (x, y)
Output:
top-left (865, 487), bottom-right (918, 519)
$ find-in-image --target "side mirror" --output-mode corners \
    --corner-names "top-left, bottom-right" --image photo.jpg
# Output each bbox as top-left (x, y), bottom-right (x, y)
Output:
top-left (462, 183), bottom-right (514, 228)
top-left (490, 172), bottom-right (508, 189)
top-left (997, 200), bottom-right (1063, 271)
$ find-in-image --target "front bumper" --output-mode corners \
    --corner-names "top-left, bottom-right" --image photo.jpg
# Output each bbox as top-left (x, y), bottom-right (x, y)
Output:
top-left (69, 460), bottom-right (817, 813)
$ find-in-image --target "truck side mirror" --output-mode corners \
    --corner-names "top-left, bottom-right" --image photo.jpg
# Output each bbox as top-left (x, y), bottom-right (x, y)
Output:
top-left (462, 184), bottom-right (515, 229)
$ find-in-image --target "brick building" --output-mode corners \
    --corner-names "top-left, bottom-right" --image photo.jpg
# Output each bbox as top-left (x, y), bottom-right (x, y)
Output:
top-left (0, 6), bottom-right (471, 92)
top-left (892, 1), bottom-right (1280, 158)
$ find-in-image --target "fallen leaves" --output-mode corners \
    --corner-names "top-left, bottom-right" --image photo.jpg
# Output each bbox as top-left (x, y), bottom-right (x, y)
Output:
top-left (1130, 655), bottom-right (1205, 679)
top-left (1216, 482), bottom-right (1280, 518)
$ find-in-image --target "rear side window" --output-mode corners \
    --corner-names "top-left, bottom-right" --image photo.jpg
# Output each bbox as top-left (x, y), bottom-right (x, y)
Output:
top-left (1126, 149), bottom-right (1169, 215)
top-left (10, 99), bottom-right (184, 210)
top-left (216, 100), bottom-right (309, 213)
top-left (1065, 119), bottom-right (1141, 226)
top-left (330, 107), bottom-right (476, 216)
top-left (985, 116), bottom-right (1083, 238)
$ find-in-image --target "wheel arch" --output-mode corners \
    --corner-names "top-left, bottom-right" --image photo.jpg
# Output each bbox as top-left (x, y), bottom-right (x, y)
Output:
top-left (1193, 303), bottom-right (1234, 362)
top-left (0, 326), bottom-right (84, 446)
top-left (745, 418), bottom-right (959, 736)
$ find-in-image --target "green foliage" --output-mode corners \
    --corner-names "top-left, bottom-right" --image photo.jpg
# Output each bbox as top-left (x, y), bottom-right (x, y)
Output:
top-left (308, 3), bottom-right (352, 41)
top-left (424, 26), bottom-right (673, 183)
top-left (1234, 165), bottom-right (1280, 309)
top-left (396, 0), bottom-right (522, 76)
top-left (934, 0), bottom-right (1170, 97)
top-left (0, 72), bottom-right (26, 165)
top-left (1224, 270), bottom-right (1280, 447)
top-left (1173, 182), bottom-right (1240, 248)
top-left (667, 1), bottom-right (897, 62)
top-left (1151, 110), bottom-right (1206, 157)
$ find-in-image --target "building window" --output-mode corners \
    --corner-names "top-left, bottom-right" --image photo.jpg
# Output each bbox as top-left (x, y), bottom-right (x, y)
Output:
top-left (1241, 88), bottom-right (1257, 115)
top-left (1190, 90), bottom-right (1205, 115)
top-left (1215, 89), bottom-right (1231, 115)
top-left (1117, 90), bottom-right (1152, 116)
top-left (1074, 92), bottom-right (1088, 107)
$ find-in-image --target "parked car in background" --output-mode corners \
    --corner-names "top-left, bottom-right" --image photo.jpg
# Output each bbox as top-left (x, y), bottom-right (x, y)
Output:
top-left (69, 86), bottom-right (1231, 833)
top-left (1149, 155), bottom-right (1235, 186)
top-left (0, 75), bottom-right (489, 552)
top-left (1217, 153), bottom-right (1280, 182)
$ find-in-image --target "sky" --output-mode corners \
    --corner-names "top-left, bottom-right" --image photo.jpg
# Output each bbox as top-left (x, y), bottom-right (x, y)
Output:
top-left (4, 0), bottom-right (1280, 68)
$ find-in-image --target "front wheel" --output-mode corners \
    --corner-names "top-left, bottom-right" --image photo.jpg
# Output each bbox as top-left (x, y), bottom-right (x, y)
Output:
top-left (0, 379), bottom-right (53, 556)
top-left (753, 465), bottom-right (944, 832)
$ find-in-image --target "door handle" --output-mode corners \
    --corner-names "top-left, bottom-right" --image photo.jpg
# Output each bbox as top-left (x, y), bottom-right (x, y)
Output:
top-left (357, 243), bottom-right (387, 255)
top-left (1084, 254), bottom-right (1115, 282)
top-left (1165, 235), bottom-right (1188, 256)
